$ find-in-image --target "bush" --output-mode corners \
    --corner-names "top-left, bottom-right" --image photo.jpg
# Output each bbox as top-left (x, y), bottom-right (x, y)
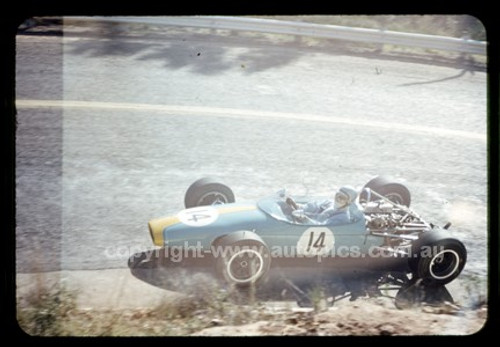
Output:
top-left (17, 284), bottom-right (77, 336)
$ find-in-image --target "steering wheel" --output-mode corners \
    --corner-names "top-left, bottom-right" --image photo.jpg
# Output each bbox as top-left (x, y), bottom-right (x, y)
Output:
top-left (286, 196), bottom-right (298, 210)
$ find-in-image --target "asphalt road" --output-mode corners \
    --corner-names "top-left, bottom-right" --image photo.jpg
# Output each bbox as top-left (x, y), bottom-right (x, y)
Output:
top-left (15, 19), bottom-right (487, 297)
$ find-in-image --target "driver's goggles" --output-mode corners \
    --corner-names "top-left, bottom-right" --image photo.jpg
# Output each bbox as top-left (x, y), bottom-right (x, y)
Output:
top-left (335, 191), bottom-right (350, 206)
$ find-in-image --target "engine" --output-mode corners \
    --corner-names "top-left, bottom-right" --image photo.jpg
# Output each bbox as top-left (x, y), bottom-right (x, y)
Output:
top-left (363, 200), bottom-right (428, 233)
top-left (364, 201), bottom-right (393, 214)
top-left (364, 201), bottom-right (400, 230)
top-left (362, 199), bottom-right (433, 256)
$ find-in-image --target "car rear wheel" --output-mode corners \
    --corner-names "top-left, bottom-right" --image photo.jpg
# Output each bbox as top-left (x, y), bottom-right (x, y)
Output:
top-left (184, 177), bottom-right (235, 208)
top-left (413, 238), bottom-right (466, 286)
top-left (360, 175), bottom-right (411, 207)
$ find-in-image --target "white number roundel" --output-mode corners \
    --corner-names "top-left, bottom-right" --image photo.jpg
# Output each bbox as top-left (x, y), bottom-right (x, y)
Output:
top-left (296, 227), bottom-right (335, 256)
top-left (177, 206), bottom-right (219, 227)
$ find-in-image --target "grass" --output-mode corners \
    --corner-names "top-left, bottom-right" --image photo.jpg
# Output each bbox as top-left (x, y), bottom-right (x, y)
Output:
top-left (16, 278), bottom-right (280, 336)
top-left (17, 283), bottom-right (77, 336)
top-left (254, 15), bottom-right (486, 41)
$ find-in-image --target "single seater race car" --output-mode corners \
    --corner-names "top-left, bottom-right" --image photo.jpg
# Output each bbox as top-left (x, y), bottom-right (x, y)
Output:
top-left (147, 176), bottom-right (467, 304)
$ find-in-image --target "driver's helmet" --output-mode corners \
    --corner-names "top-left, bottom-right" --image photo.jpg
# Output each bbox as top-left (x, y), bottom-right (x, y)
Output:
top-left (334, 186), bottom-right (358, 209)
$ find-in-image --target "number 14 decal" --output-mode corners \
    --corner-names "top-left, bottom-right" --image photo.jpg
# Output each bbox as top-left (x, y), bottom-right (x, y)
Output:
top-left (296, 227), bottom-right (335, 256)
top-left (306, 231), bottom-right (326, 252)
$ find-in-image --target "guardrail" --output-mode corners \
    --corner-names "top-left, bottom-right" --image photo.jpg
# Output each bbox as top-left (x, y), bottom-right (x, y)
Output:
top-left (67, 16), bottom-right (487, 55)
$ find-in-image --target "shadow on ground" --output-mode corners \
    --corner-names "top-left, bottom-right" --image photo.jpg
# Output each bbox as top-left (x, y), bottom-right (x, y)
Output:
top-left (127, 250), bottom-right (367, 305)
top-left (21, 19), bottom-right (485, 76)
top-left (127, 250), bottom-right (456, 308)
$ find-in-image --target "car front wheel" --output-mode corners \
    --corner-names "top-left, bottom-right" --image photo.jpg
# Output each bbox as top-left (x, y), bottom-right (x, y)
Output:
top-left (215, 240), bottom-right (271, 288)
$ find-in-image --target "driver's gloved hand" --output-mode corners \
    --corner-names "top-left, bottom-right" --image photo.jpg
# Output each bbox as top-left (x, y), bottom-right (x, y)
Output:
top-left (292, 209), bottom-right (307, 220)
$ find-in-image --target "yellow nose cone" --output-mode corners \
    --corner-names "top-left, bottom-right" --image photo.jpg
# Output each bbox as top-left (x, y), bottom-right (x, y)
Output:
top-left (148, 216), bottom-right (180, 246)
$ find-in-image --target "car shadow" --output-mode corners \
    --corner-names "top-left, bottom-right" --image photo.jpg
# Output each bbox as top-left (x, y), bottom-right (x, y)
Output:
top-left (127, 250), bottom-right (455, 309)
top-left (127, 249), bottom-right (218, 293)
top-left (127, 250), bottom-right (355, 303)
top-left (128, 250), bottom-right (456, 308)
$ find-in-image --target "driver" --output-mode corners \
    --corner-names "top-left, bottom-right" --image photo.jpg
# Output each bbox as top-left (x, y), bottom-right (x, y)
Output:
top-left (286, 186), bottom-right (358, 225)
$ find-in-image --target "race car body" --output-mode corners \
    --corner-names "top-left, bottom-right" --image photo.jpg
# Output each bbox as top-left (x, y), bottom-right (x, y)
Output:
top-left (147, 176), bottom-right (466, 291)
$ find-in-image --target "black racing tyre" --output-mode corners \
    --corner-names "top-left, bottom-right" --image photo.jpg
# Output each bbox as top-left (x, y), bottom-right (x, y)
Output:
top-left (414, 239), bottom-right (466, 286)
top-left (360, 176), bottom-right (411, 207)
top-left (215, 240), bottom-right (271, 288)
top-left (184, 177), bottom-right (235, 208)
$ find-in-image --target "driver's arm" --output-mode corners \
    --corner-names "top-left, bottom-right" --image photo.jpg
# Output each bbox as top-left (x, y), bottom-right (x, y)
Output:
top-left (292, 209), bottom-right (321, 225)
top-left (317, 207), bottom-right (351, 224)
top-left (286, 197), bottom-right (317, 211)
